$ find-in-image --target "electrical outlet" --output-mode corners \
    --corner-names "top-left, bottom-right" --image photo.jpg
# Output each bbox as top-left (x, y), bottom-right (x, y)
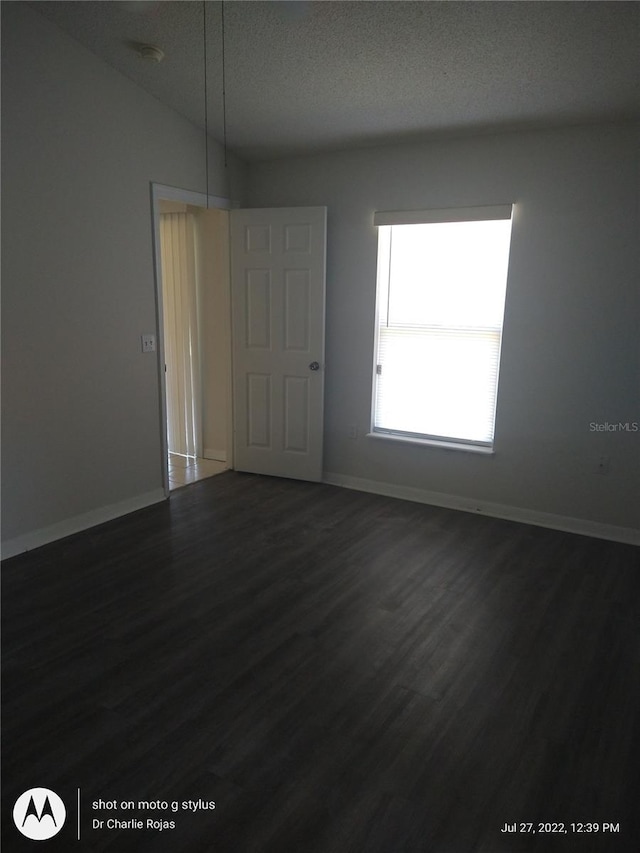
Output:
top-left (348, 424), bottom-right (358, 439)
top-left (597, 455), bottom-right (610, 474)
top-left (141, 334), bottom-right (156, 353)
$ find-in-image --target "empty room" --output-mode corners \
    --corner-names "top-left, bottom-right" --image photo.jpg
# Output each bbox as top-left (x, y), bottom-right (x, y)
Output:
top-left (2, 2), bottom-right (639, 851)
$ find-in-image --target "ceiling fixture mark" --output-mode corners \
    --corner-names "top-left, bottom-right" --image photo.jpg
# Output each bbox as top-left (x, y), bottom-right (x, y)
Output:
top-left (136, 43), bottom-right (165, 63)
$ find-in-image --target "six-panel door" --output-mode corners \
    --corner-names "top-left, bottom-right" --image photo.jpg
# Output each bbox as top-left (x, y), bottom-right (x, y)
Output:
top-left (230, 207), bottom-right (327, 481)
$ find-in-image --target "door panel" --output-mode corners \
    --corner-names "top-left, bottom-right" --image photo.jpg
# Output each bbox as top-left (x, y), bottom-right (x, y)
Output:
top-left (231, 207), bottom-right (327, 481)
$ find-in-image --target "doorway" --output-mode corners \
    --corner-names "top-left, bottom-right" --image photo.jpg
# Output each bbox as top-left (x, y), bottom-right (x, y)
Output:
top-left (152, 185), bottom-right (233, 493)
top-left (152, 186), bottom-right (328, 493)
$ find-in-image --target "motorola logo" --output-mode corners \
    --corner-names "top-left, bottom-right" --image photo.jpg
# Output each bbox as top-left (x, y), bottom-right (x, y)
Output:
top-left (13, 788), bottom-right (66, 840)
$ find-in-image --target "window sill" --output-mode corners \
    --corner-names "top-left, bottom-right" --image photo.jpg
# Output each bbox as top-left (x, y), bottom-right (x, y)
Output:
top-left (366, 431), bottom-right (495, 455)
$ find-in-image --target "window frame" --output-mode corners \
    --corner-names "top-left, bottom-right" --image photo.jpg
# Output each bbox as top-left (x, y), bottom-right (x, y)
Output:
top-left (369, 204), bottom-right (514, 453)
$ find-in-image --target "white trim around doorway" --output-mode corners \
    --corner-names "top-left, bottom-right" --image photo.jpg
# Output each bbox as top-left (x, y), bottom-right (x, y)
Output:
top-left (150, 183), bottom-right (232, 496)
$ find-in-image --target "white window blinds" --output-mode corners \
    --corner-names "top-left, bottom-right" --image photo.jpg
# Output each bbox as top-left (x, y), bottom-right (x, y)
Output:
top-left (373, 206), bottom-right (513, 447)
top-left (160, 211), bottom-right (202, 457)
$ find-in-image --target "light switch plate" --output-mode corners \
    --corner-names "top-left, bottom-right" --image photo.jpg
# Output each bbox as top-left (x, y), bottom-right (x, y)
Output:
top-left (141, 334), bottom-right (156, 353)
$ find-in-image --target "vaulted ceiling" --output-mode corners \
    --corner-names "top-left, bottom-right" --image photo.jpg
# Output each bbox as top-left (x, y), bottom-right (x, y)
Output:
top-left (32, 1), bottom-right (640, 161)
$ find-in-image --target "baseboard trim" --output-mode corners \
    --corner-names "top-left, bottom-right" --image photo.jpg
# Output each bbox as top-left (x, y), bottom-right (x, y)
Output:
top-left (1, 488), bottom-right (168, 560)
top-left (203, 449), bottom-right (227, 462)
top-left (4, 476), bottom-right (636, 560)
top-left (322, 472), bottom-right (640, 546)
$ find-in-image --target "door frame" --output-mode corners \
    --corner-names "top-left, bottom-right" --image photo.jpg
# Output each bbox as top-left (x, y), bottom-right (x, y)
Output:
top-left (150, 182), bottom-right (231, 496)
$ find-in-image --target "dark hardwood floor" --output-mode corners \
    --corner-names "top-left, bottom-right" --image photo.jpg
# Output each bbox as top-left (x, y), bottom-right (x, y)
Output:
top-left (2, 472), bottom-right (639, 852)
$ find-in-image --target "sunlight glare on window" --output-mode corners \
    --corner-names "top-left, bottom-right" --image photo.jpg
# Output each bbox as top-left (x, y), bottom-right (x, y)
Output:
top-left (373, 210), bottom-right (513, 447)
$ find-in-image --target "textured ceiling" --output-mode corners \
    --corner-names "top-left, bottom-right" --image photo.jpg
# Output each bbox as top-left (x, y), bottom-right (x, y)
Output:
top-left (32, 1), bottom-right (640, 161)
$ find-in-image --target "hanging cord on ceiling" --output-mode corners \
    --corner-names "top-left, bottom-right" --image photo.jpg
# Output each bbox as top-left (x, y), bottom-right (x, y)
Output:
top-left (221, 0), bottom-right (228, 169)
top-left (203, 0), bottom-right (209, 207)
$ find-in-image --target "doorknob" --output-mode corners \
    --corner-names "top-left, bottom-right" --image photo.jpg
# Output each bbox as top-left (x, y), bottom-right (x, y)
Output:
top-left (309, 361), bottom-right (320, 371)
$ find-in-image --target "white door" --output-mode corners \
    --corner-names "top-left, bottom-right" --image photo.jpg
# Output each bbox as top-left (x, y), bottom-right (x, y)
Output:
top-left (231, 207), bottom-right (327, 481)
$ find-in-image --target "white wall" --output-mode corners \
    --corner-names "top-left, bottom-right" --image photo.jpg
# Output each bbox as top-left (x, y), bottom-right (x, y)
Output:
top-left (3, 3), bottom-right (637, 552)
top-left (1, 3), bottom-right (246, 552)
top-left (248, 123), bottom-right (640, 535)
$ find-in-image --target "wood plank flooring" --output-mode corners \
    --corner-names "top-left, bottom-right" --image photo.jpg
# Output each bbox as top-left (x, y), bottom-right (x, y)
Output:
top-left (2, 472), bottom-right (639, 852)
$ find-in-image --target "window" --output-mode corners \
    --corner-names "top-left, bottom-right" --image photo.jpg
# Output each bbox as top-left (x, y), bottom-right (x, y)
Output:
top-left (372, 205), bottom-right (513, 451)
